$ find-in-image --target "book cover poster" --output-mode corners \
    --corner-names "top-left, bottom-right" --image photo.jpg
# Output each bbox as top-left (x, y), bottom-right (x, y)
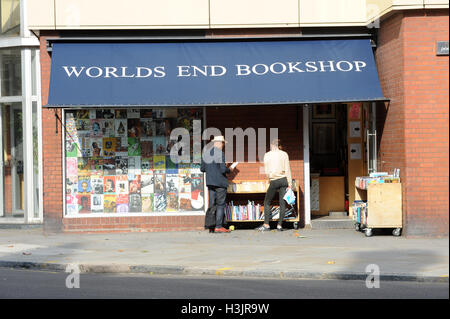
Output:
top-left (154, 173), bottom-right (165, 193)
top-left (128, 137), bottom-right (141, 156)
top-left (166, 155), bottom-right (178, 171)
top-left (129, 194), bottom-right (142, 212)
top-left (89, 158), bottom-right (103, 176)
top-left (89, 110), bottom-right (97, 119)
top-left (115, 137), bottom-right (128, 156)
top-left (141, 194), bottom-right (153, 213)
top-left (166, 192), bottom-right (178, 212)
top-left (116, 194), bottom-right (129, 212)
top-left (166, 174), bottom-right (179, 193)
top-left (78, 194), bottom-right (91, 213)
top-left (179, 193), bottom-right (192, 211)
top-left (115, 175), bottom-right (128, 194)
top-left (115, 109), bottom-right (127, 119)
top-left (102, 119), bottom-right (115, 137)
top-left (66, 158), bottom-right (78, 176)
top-left (115, 119), bottom-right (127, 137)
top-left (91, 177), bottom-right (104, 195)
top-left (127, 156), bottom-right (141, 178)
top-left (76, 119), bottom-right (90, 137)
top-left (127, 109), bottom-right (140, 119)
top-left (90, 138), bottom-right (103, 158)
top-left (141, 174), bottom-right (153, 194)
top-left (104, 176), bottom-right (116, 194)
top-left (103, 137), bottom-right (116, 157)
top-left (78, 176), bottom-right (91, 194)
top-left (76, 109), bottom-right (90, 119)
top-left (65, 139), bottom-right (79, 158)
top-left (141, 157), bottom-right (153, 174)
top-left (90, 119), bottom-right (103, 137)
top-left (152, 108), bottom-right (165, 119)
top-left (190, 173), bottom-right (204, 211)
top-left (91, 194), bottom-right (104, 213)
top-left (104, 195), bottom-right (116, 213)
top-left (140, 119), bottom-right (154, 138)
top-left (103, 157), bottom-right (116, 176)
top-left (154, 193), bottom-right (166, 212)
top-left (115, 157), bottom-right (128, 175)
top-left (179, 173), bottom-right (191, 194)
top-left (154, 120), bottom-right (166, 137)
top-left (79, 137), bottom-right (91, 157)
top-left (127, 119), bottom-right (141, 137)
top-left (141, 138), bottom-right (153, 157)
top-left (129, 175), bottom-right (141, 194)
top-left (77, 157), bottom-right (89, 175)
top-left (66, 176), bottom-right (78, 196)
top-left (153, 155), bottom-right (166, 170)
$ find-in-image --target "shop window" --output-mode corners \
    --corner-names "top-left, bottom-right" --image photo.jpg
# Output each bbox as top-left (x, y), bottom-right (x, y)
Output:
top-left (0, 48), bottom-right (22, 96)
top-left (64, 108), bottom-right (205, 215)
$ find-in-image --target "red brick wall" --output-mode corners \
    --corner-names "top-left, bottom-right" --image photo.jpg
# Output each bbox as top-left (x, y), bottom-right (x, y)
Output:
top-left (376, 10), bottom-right (449, 236)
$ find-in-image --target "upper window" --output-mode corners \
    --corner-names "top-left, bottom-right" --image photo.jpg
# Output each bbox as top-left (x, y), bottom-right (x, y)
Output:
top-left (0, 0), bottom-right (20, 37)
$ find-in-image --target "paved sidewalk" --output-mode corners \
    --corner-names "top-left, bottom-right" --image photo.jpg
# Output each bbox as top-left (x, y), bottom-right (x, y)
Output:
top-left (0, 228), bottom-right (448, 282)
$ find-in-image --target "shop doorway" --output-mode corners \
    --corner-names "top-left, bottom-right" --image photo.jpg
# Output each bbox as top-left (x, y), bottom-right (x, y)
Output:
top-left (0, 103), bottom-right (24, 218)
top-left (309, 103), bottom-right (348, 219)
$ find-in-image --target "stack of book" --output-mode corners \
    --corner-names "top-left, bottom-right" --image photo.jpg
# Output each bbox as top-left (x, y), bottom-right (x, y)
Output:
top-left (226, 201), bottom-right (263, 221)
top-left (352, 200), bottom-right (368, 225)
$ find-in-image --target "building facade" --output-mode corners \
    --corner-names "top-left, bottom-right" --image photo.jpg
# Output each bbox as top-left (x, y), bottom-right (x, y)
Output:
top-left (26, 0), bottom-right (448, 236)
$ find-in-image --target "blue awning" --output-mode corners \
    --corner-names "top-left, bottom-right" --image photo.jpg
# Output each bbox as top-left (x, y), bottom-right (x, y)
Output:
top-left (46, 39), bottom-right (387, 107)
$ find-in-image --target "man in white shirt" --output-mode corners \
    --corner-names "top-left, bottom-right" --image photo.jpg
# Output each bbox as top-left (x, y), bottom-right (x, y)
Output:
top-left (257, 139), bottom-right (292, 232)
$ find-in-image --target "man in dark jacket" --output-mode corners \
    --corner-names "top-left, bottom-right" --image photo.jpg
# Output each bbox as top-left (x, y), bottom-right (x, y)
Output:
top-left (201, 135), bottom-right (234, 233)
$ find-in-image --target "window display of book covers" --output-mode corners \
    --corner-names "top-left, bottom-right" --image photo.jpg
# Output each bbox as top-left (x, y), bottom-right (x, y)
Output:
top-left (65, 108), bottom-right (204, 215)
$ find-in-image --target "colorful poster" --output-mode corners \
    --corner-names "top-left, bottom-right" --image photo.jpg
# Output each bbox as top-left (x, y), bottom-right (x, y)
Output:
top-left (179, 193), bottom-right (192, 211)
top-left (104, 195), bottom-right (116, 213)
top-left (78, 194), bottom-right (91, 213)
top-left (116, 194), bottom-right (129, 213)
top-left (154, 173), bottom-right (165, 193)
top-left (104, 176), bottom-right (116, 194)
top-left (89, 158), bottom-right (103, 176)
top-left (191, 173), bottom-right (204, 211)
top-left (90, 138), bottom-right (103, 157)
top-left (116, 203), bottom-right (129, 213)
top-left (65, 139), bottom-right (79, 158)
top-left (166, 192), bottom-right (178, 212)
top-left (78, 175), bottom-right (91, 194)
top-left (66, 176), bottom-right (78, 196)
top-left (127, 119), bottom-right (141, 137)
top-left (128, 137), bottom-right (141, 156)
top-left (103, 137), bottom-right (116, 156)
top-left (153, 155), bottom-right (166, 170)
top-left (79, 137), bottom-right (91, 157)
top-left (129, 175), bottom-right (141, 194)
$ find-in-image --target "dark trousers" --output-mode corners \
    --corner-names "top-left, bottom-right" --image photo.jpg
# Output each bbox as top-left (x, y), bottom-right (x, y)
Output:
top-left (263, 177), bottom-right (289, 225)
top-left (208, 186), bottom-right (227, 228)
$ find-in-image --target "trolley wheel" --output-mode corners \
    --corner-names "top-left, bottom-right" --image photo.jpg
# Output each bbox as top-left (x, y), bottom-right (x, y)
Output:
top-left (392, 228), bottom-right (402, 237)
top-left (293, 222), bottom-right (299, 230)
top-left (364, 228), bottom-right (373, 237)
top-left (355, 223), bottom-right (360, 231)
